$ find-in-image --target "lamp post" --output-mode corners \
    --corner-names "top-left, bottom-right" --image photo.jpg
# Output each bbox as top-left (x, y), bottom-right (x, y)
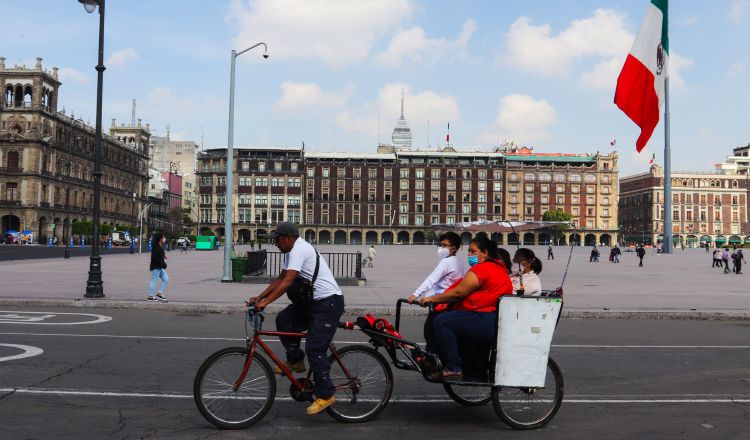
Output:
top-left (222, 42), bottom-right (269, 282)
top-left (80, 0), bottom-right (106, 298)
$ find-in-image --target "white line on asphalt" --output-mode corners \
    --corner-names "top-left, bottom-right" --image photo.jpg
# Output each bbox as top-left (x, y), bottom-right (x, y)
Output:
top-left (0, 388), bottom-right (749, 404)
top-left (0, 311), bottom-right (111, 325)
top-left (0, 344), bottom-right (44, 362)
top-left (1, 332), bottom-right (749, 349)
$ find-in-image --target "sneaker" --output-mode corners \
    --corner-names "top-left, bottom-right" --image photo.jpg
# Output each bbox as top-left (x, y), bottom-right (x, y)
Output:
top-left (273, 359), bottom-right (306, 375)
top-left (156, 293), bottom-right (168, 303)
top-left (147, 296), bottom-right (157, 302)
top-left (306, 395), bottom-right (336, 415)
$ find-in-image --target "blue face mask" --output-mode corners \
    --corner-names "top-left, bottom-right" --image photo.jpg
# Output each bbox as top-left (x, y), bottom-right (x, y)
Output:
top-left (468, 255), bottom-right (479, 266)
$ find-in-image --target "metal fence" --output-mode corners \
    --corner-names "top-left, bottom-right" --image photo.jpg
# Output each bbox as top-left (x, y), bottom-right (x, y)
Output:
top-left (247, 251), bottom-right (362, 280)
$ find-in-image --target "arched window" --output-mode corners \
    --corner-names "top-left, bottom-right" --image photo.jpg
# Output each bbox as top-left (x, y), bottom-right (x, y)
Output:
top-left (4, 86), bottom-right (13, 106)
top-left (23, 85), bottom-right (33, 107)
top-left (6, 151), bottom-right (20, 169)
top-left (14, 85), bottom-right (23, 107)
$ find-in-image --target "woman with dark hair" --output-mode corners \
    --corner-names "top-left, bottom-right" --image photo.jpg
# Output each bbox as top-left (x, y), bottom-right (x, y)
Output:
top-left (497, 247), bottom-right (513, 274)
top-left (511, 248), bottom-right (543, 296)
top-left (419, 236), bottom-right (513, 379)
top-left (147, 233), bottom-right (169, 302)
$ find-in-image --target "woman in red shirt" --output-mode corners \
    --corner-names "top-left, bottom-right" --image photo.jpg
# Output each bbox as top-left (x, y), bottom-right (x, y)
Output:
top-left (420, 236), bottom-right (513, 379)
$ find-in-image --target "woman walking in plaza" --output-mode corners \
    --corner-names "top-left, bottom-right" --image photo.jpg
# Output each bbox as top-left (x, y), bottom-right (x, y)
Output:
top-left (147, 233), bottom-right (169, 302)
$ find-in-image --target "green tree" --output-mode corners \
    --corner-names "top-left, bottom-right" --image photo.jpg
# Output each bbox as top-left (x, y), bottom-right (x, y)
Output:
top-left (100, 223), bottom-right (114, 236)
top-left (72, 220), bottom-right (93, 237)
top-left (542, 209), bottom-right (572, 245)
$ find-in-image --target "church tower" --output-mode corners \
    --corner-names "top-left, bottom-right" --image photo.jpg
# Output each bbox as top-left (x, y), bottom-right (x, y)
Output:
top-left (391, 89), bottom-right (412, 148)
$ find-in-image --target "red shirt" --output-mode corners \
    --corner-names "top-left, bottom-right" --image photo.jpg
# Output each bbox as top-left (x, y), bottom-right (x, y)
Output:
top-left (452, 261), bottom-right (513, 312)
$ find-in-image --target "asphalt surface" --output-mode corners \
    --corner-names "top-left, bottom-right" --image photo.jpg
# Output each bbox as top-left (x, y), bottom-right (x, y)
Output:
top-left (0, 245), bottom-right (138, 261)
top-left (0, 307), bottom-right (749, 439)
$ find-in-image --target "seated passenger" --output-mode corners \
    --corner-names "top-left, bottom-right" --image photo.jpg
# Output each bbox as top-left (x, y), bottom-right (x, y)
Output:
top-left (511, 248), bottom-right (543, 296)
top-left (407, 232), bottom-right (466, 353)
top-left (419, 237), bottom-right (513, 379)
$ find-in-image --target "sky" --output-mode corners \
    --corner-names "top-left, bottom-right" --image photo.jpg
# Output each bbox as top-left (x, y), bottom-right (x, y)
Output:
top-left (3, 0), bottom-right (749, 177)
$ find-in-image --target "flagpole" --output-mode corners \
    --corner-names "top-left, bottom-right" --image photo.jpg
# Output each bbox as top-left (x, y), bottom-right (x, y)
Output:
top-left (663, 75), bottom-right (673, 254)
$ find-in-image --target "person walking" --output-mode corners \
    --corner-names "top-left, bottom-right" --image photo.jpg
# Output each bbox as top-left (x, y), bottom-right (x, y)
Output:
top-left (147, 233), bottom-right (169, 302)
top-left (712, 249), bottom-right (721, 268)
top-left (735, 249), bottom-right (746, 274)
top-left (722, 248), bottom-right (731, 274)
top-left (547, 245), bottom-right (554, 260)
top-left (247, 222), bottom-right (344, 416)
top-left (636, 245), bottom-right (646, 267)
top-left (368, 245), bottom-right (377, 266)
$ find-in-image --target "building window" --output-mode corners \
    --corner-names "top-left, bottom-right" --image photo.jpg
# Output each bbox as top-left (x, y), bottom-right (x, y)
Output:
top-left (258, 162), bottom-right (266, 172)
top-left (431, 169), bottom-right (441, 179)
top-left (307, 168), bottom-right (315, 177)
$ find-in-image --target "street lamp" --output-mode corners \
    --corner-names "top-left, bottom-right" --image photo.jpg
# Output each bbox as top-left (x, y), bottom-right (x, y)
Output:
top-left (80, 0), bottom-right (106, 298)
top-left (222, 42), bottom-right (269, 282)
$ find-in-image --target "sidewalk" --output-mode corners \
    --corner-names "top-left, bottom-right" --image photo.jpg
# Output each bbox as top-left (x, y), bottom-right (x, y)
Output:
top-left (0, 244), bottom-right (748, 318)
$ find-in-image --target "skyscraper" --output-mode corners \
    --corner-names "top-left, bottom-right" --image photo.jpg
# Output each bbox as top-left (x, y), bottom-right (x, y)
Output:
top-left (391, 89), bottom-right (412, 148)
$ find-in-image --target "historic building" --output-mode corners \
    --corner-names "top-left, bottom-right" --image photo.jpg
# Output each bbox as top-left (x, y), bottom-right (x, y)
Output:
top-left (619, 163), bottom-right (750, 247)
top-left (149, 131), bottom-right (199, 219)
top-left (0, 57), bottom-right (150, 243)
top-left (196, 144), bottom-right (619, 246)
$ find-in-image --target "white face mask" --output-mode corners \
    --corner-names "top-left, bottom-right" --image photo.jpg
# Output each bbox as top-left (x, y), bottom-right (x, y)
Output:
top-left (437, 247), bottom-right (451, 259)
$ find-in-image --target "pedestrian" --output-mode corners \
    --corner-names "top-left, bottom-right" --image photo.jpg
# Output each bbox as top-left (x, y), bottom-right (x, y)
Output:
top-left (147, 233), bottom-right (169, 302)
top-left (368, 244), bottom-right (377, 266)
top-left (590, 247), bottom-right (597, 263)
top-left (712, 249), bottom-right (721, 268)
top-left (247, 222), bottom-right (344, 416)
top-left (735, 249), bottom-right (746, 274)
top-left (547, 245), bottom-right (554, 260)
top-left (636, 245), bottom-right (646, 267)
top-left (705, 243), bottom-right (709, 253)
top-left (615, 245), bottom-right (621, 263)
top-left (722, 248), bottom-right (731, 274)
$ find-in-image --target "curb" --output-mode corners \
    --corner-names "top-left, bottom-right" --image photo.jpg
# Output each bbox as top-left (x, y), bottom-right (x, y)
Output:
top-left (0, 299), bottom-right (748, 320)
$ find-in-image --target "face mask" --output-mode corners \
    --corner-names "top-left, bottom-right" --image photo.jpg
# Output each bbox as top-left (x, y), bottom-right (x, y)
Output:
top-left (468, 255), bottom-right (479, 266)
top-left (437, 247), bottom-right (450, 259)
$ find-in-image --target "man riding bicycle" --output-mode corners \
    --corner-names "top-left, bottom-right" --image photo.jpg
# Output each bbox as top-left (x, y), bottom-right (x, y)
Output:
top-left (247, 222), bottom-right (345, 416)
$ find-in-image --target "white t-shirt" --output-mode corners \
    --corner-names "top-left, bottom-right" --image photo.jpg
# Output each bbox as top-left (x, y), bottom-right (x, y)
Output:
top-left (283, 238), bottom-right (342, 300)
top-left (511, 272), bottom-right (542, 296)
top-left (412, 255), bottom-right (466, 298)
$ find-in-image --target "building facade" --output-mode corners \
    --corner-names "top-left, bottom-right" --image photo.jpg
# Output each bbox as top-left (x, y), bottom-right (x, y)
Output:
top-left (0, 56), bottom-right (150, 243)
top-left (197, 145), bottom-right (619, 246)
top-left (149, 133), bottom-right (198, 218)
top-left (619, 164), bottom-right (750, 247)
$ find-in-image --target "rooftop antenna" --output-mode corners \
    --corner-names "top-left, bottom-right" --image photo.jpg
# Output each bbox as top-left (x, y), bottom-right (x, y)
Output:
top-left (200, 124), bottom-right (205, 150)
top-left (131, 98), bottom-right (136, 126)
top-left (377, 111), bottom-right (381, 145)
top-left (166, 123), bottom-right (171, 141)
top-left (427, 120), bottom-right (430, 147)
top-left (400, 88), bottom-right (405, 119)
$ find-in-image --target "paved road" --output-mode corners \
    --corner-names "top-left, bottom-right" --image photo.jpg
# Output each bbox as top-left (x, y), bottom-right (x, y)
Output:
top-left (0, 307), bottom-right (748, 439)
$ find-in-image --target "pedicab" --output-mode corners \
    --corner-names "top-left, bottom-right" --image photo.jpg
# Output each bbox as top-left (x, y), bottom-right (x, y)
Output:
top-left (194, 220), bottom-right (570, 430)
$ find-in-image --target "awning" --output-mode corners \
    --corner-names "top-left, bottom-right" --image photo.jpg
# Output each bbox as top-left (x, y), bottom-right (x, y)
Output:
top-left (729, 237), bottom-right (742, 244)
top-left (700, 236), bottom-right (712, 242)
top-left (715, 236), bottom-right (727, 244)
top-left (745, 237), bottom-right (750, 244)
top-left (430, 220), bottom-right (571, 233)
top-left (687, 237), bottom-right (698, 243)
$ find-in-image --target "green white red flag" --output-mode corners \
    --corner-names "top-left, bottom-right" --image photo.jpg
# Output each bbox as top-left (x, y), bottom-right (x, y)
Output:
top-left (614, 0), bottom-right (668, 152)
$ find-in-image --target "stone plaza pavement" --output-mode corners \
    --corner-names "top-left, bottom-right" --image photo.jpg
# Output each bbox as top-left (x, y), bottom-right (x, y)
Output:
top-left (0, 244), bottom-right (748, 317)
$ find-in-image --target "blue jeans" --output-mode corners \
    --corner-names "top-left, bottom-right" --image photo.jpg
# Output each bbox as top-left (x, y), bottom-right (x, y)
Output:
top-left (148, 269), bottom-right (168, 295)
top-left (433, 311), bottom-right (496, 372)
top-left (276, 295), bottom-right (345, 399)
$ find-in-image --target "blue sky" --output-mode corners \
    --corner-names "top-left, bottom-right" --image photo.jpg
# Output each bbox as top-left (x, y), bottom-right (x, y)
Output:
top-left (3, 0), bottom-right (749, 176)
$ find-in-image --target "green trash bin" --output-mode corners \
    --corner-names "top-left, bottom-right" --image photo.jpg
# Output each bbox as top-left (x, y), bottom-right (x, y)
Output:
top-left (231, 257), bottom-right (247, 283)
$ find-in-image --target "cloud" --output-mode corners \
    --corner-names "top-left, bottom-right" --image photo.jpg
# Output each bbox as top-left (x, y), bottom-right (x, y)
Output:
top-left (335, 83), bottom-right (460, 143)
top-left (106, 48), bottom-right (139, 67)
top-left (677, 16), bottom-right (698, 27)
top-left (274, 82), bottom-right (353, 113)
top-left (729, 0), bottom-right (748, 22)
top-left (377, 19), bottom-right (476, 66)
top-left (227, 0), bottom-right (413, 68)
top-left (478, 94), bottom-right (557, 145)
top-left (669, 52), bottom-right (695, 90)
top-left (499, 9), bottom-right (632, 76)
top-left (727, 62), bottom-right (745, 79)
top-left (57, 67), bottom-right (90, 84)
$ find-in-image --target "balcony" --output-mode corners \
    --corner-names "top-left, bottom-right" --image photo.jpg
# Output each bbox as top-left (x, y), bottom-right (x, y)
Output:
top-left (0, 167), bottom-right (23, 174)
top-left (0, 199), bottom-right (22, 207)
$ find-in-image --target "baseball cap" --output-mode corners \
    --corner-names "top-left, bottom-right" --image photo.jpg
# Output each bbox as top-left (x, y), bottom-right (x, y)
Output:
top-left (268, 222), bottom-right (300, 239)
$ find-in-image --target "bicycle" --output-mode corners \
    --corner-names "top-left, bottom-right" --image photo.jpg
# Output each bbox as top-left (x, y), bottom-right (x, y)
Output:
top-left (193, 306), bottom-right (393, 429)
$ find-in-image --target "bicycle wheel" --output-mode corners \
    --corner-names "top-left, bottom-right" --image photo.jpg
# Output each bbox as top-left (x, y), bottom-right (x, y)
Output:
top-left (443, 383), bottom-right (492, 406)
top-left (491, 357), bottom-right (564, 430)
top-left (326, 345), bottom-right (393, 423)
top-left (193, 347), bottom-right (276, 429)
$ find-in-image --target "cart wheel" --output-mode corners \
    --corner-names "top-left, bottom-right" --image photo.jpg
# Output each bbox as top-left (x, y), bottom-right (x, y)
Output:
top-left (491, 357), bottom-right (564, 430)
top-left (193, 347), bottom-right (276, 429)
top-left (326, 345), bottom-right (393, 423)
top-left (443, 383), bottom-right (492, 406)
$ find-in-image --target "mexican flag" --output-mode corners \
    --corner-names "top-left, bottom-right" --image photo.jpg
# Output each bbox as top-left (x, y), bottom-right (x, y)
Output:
top-left (614, 0), bottom-right (668, 152)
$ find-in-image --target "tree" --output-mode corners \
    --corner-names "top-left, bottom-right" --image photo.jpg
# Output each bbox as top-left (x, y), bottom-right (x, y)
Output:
top-left (542, 209), bottom-right (572, 245)
top-left (72, 220), bottom-right (93, 237)
top-left (100, 223), bottom-right (114, 236)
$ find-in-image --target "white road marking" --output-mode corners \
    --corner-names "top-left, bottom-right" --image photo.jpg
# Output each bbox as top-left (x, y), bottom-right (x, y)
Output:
top-left (0, 344), bottom-right (44, 362)
top-left (0, 332), bottom-right (748, 349)
top-left (0, 311), bottom-right (111, 325)
top-left (0, 388), bottom-right (748, 404)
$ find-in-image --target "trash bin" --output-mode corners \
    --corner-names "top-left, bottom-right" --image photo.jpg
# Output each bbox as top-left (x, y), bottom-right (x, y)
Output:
top-left (231, 257), bottom-right (247, 283)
